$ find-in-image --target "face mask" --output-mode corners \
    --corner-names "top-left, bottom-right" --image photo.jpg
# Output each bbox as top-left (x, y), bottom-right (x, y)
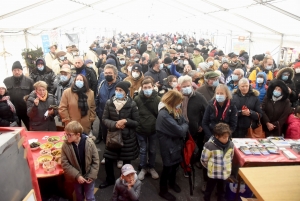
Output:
top-left (281, 75), bottom-right (288, 81)
top-left (256, 78), bottom-right (264, 83)
top-left (182, 86), bottom-right (192, 95)
top-left (59, 56), bottom-right (65, 60)
top-left (177, 46), bottom-right (181, 50)
top-left (197, 68), bottom-right (201, 72)
top-left (72, 52), bottom-right (77, 56)
top-left (232, 74), bottom-right (239, 81)
top-left (159, 63), bottom-right (164, 70)
top-left (127, 66), bottom-right (132, 72)
top-left (38, 66), bottom-right (44, 71)
top-left (115, 91), bottom-right (124, 99)
top-left (75, 80), bottom-right (84, 88)
top-left (266, 65), bottom-right (272, 70)
top-left (134, 58), bottom-right (139, 62)
top-left (87, 64), bottom-right (93, 68)
top-left (216, 95), bottom-right (226, 103)
top-left (176, 104), bottom-right (181, 109)
top-left (167, 64), bottom-right (171, 69)
top-left (273, 90), bottom-right (281, 97)
top-left (212, 80), bottom-right (219, 87)
top-left (208, 61), bottom-right (214, 66)
top-left (132, 72), bottom-right (140, 78)
top-left (130, 54), bottom-right (134, 57)
top-left (147, 48), bottom-right (152, 51)
top-left (120, 60), bottom-right (125, 65)
top-left (60, 75), bottom-right (68, 82)
top-left (105, 75), bottom-right (113, 82)
top-left (92, 48), bottom-right (96, 51)
top-left (164, 47), bottom-right (167, 50)
top-left (171, 82), bottom-right (178, 88)
top-left (127, 46), bottom-right (131, 49)
top-left (296, 68), bottom-right (300, 74)
top-left (143, 89), bottom-right (153, 96)
top-left (183, 60), bottom-right (189, 65)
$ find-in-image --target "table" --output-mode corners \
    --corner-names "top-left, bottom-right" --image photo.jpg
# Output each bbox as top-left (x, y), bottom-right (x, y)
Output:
top-left (239, 166), bottom-right (300, 201)
top-left (26, 131), bottom-right (65, 178)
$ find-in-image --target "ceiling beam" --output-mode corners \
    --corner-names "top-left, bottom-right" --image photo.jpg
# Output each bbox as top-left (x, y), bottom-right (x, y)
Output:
top-left (0, 0), bottom-right (53, 21)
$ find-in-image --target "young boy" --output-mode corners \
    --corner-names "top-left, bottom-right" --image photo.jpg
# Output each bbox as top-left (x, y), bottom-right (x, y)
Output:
top-left (61, 121), bottom-right (99, 201)
top-left (112, 164), bottom-right (141, 201)
top-left (201, 123), bottom-right (234, 201)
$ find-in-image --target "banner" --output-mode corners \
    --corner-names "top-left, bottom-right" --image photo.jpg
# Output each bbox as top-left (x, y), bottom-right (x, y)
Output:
top-left (41, 35), bottom-right (50, 54)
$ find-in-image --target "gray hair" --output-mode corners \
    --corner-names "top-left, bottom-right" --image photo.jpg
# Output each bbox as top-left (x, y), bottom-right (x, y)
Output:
top-left (178, 75), bottom-right (192, 85)
top-left (187, 70), bottom-right (197, 78)
top-left (142, 52), bottom-right (149, 59)
top-left (104, 64), bottom-right (118, 75)
top-left (234, 68), bottom-right (244, 77)
top-left (238, 78), bottom-right (249, 85)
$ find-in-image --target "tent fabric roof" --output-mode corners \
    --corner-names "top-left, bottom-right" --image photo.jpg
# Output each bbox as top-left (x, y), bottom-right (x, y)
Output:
top-left (0, 0), bottom-right (300, 35)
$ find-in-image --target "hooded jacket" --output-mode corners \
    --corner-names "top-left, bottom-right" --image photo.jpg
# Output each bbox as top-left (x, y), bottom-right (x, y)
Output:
top-left (228, 60), bottom-right (243, 71)
top-left (196, 83), bottom-right (215, 102)
top-left (219, 66), bottom-right (233, 82)
top-left (30, 58), bottom-right (56, 94)
top-left (75, 65), bottom-right (98, 96)
top-left (192, 54), bottom-right (204, 67)
top-left (124, 74), bottom-right (144, 98)
top-left (112, 174), bottom-right (141, 201)
top-left (107, 54), bottom-right (121, 71)
top-left (0, 93), bottom-right (19, 126)
top-left (286, 114), bottom-right (300, 139)
top-left (262, 79), bottom-right (291, 136)
top-left (248, 65), bottom-right (273, 83)
top-left (55, 76), bottom-right (74, 105)
top-left (144, 67), bottom-right (168, 87)
top-left (293, 69), bottom-right (300, 99)
top-left (252, 72), bottom-right (267, 102)
top-left (145, 50), bottom-right (157, 61)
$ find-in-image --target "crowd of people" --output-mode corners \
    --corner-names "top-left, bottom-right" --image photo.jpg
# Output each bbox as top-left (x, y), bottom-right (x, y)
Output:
top-left (1, 32), bottom-right (300, 201)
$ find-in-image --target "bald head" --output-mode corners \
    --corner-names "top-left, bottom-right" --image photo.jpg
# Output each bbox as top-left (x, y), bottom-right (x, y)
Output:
top-left (74, 57), bottom-right (84, 68)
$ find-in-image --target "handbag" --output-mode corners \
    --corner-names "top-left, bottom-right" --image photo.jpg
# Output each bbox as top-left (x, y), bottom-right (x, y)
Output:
top-left (106, 129), bottom-right (124, 149)
top-left (246, 112), bottom-right (265, 138)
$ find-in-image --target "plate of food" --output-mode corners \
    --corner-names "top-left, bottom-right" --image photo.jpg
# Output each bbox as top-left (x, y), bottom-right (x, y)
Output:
top-left (30, 142), bottom-right (41, 150)
top-left (54, 142), bottom-right (63, 149)
top-left (43, 161), bottom-right (57, 173)
top-left (40, 142), bottom-right (54, 150)
top-left (40, 149), bottom-right (51, 155)
top-left (37, 155), bottom-right (53, 165)
top-left (47, 136), bottom-right (60, 143)
top-left (62, 135), bottom-right (67, 141)
top-left (51, 149), bottom-right (61, 157)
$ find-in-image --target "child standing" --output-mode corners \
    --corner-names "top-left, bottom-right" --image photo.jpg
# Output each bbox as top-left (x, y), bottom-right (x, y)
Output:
top-left (112, 164), bottom-right (141, 201)
top-left (286, 106), bottom-right (300, 139)
top-left (61, 121), bottom-right (99, 201)
top-left (201, 123), bottom-right (234, 201)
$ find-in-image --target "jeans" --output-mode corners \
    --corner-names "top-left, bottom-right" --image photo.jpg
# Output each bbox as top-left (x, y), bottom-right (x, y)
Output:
top-left (136, 133), bottom-right (157, 169)
top-left (204, 178), bottom-right (225, 201)
top-left (74, 180), bottom-right (95, 201)
top-left (105, 157), bottom-right (131, 184)
top-left (159, 163), bottom-right (179, 187)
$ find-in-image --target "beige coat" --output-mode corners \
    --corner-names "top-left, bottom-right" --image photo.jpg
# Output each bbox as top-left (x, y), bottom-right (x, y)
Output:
top-left (58, 88), bottom-right (96, 134)
top-left (85, 49), bottom-right (99, 77)
top-left (51, 59), bottom-right (62, 75)
top-left (61, 137), bottom-right (99, 182)
top-left (45, 52), bottom-right (56, 69)
top-left (65, 52), bottom-right (74, 66)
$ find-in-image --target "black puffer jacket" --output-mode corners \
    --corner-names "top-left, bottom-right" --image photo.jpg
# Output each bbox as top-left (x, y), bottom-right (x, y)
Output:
top-left (228, 60), bottom-right (243, 71)
top-left (156, 108), bottom-right (189, 166)
top-left (26, 91), bottom-right (57, 131)
top-left (0, 95), bottom-right (18, 126)
top-left (102, 96), bottom-right (139, 161)
top-left (30, 58), bottom-right (56, 94)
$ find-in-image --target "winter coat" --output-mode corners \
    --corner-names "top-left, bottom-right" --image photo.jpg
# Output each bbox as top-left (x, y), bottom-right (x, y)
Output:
top-left (55, 76), bottom-right (74, 106)
top-left (4, 75), bottom-right (34, 114)
top-left (252, 72), bottom-right (267, 102)
top-left (196, 84), bottom-right (215, 102)
top-left (134, 90), bottom-right (161, 135)
top-left (228, 60), bottom-right (243, 71)
top-left (102, 96), bottom-right (139, 161)
top-left (124, 75), bottom-right (144, 98)
top-left (86, 49), bottom-right (99, 77)
top-left (227, 79), bottom-right (239, 92)
top-left (51, 59), bottom-right (62, 75)
top-left (0, 96), bottom-right (18, 126)
top-left (76, 66), bottom-right (98, 96)
top-left (248, 65), bottom-right (273, 83)
top-left (145, 50), bottom-right (157, 61)
top-left (192, 54), bottom-right (204, 67)
top-left (144, 68), bottom-right (168, 87)
top-left (261, 79), bottom-right (292, 136)
top-left (26, 91), bottom-right (57, 131)
top-left (30, 60), bottom-right (56, 94)
top-left (156, 108), bottom-right (189, 166)
top-left (45, 52), bottom-right (56, 69)
top-left (61, 136), bottom-right (99, 183)
top-left (232, 88), bottom-right (262, 137)
top-left (219, 66), bottom-right (233, 82)
top-left (139, 42), bottom-right (147, 56)
top-left (285, 114), bottom-right (300, 139)
top-left (202, 99), bottom-right (238, 140)
top-left (112, 174), bottom-right (141, 201)
top-left (59, 88), bottom-right (96, 134)
top-left (293, 71), bottom-right (300, 99)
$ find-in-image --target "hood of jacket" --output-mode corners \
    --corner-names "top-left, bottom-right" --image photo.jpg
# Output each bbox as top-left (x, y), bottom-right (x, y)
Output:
top-left (256, 71), bottom-right (267, 86)
top-left (36, 57), bottom-right (47, 66)
top-left (267, 79), bottom-right (289, 100)
top-left (276, 67), bottom-right (294, 81)
top-left (31, 65), bottom-right (53, 74)
top-left (106, 53), bottom-right (120, 69)
top-left (232, 87), bottom-right (260, 97)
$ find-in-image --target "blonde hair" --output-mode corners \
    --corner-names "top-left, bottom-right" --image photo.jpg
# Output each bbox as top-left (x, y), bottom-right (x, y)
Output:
top-left (178, 75), bottom-right (192, 85)
top-left (161, 90), bottom-right (183, 118)
top-left (33, 81), bottom-right (47, 90)
top-left (213, 84), bottom-right (232, 100)
top-left (65, 121), bottom-right (83, 135)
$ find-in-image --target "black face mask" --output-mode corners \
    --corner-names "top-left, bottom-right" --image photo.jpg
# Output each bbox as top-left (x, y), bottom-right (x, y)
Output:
top-left (105, 75), bottom-right (113, 82)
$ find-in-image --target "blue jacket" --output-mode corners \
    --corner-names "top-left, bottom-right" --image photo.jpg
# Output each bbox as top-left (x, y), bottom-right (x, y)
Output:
top-left (227, 79), bottom-right (238, 91)
top-left (170, 63), bottom-right (181, 78)
top-left (254, 72), bottom-right (267, 102)
top-left (219, 66), bottom-right (233, 82)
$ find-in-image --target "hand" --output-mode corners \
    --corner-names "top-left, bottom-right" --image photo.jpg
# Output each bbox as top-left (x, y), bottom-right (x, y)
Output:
top-left (266, 122), bottom-right (275, 131)
top-left (242, 109), bottom-right (250, 116)
top-left (155, 81), bottom-right (161, 88)
top-left (85, 178), bottom-right (93, 184)
top-left (198, 126), bottom-right (203, 132)
top-left (77, 176), bottom-right (87, 184)
top-left (173, 60), bottom-right (178, 66)
top-left (34, 98), bottom-right (39, 106)
top-left (127, 180), bottom-right (135, 190)
top-left (288, 87), bottom-right (291, 94)
top-left (116, 119), bottom-right (126, 129)
top-left (48, 109), bottom-right (54, 115)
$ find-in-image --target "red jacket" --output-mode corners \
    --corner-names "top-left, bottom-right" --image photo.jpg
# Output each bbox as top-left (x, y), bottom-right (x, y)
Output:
top-left (286, 114), bottom-right (300, 139)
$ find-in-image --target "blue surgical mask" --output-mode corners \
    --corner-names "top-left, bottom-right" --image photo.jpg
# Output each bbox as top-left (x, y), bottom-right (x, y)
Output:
top-left (208, 61), bottom-right (214, 66)
top-left (75, 80), bottom-right (84, 88)
top-left (197, 68), bottom-right (201, 72)
top-left (38, 66), bottom-right (44, 71)
top-left (120, 60), bottom-right (125, 65)
top-left (266, 65), bottom-right (272, 70)
top-left (167, 64), bottom-right (171, 69)
top-left (143, 89), bottom-right (153, 96)
top-left (92, 48), bottom-right (96, 51)
top-left (256, 78), bottom-right (264, 84)
top-left (216, 95), bottom-right (226, 103)
top-left (182, 86), bottom-right (192, 95)
top-left (282, 75), bottom-right (288, 81)
top-left (212, 80), bottom-right (219, 87)
top-left (115, 91), bottom-right (124, 99)
top-left (60, 75), bottom-right (68, 82)
top-left (232, 74), bottom-right (239, 81)
top-left (159, 63), bottom-right (164, 69)
top-left (273, 90), bottom-right (281, 97)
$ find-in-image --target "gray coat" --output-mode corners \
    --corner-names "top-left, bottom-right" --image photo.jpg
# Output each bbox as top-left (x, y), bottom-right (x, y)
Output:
top-left (112, 174), bottom-right (141, 201)
top-left (144, 68), bottom-right (168, 87)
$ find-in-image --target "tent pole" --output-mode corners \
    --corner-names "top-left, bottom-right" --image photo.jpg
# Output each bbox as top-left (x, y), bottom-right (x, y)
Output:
top-left (24, 30), bottom-right (29, 49)
top-left (249, 32), bottom-right (252, 58)
top-left (230, 31), bottom-right (232, 52)
top-left (1, 36), bottom-right (8, 75)
top-left (278, 34), bottom-right (283, 64)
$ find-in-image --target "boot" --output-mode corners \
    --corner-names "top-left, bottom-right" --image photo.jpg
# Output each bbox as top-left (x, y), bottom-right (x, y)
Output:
top-left (169, 183), bottom-right (181, 193)
top-left (159, 186), bottom-right (176, 201)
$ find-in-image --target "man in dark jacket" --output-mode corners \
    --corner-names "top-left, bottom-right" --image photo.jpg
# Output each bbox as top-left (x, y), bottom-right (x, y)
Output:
top-left (4, 61), bottom-right (34, 129)
top-left (134, 77), bottom-right (161, 181)
top-left (74, 57), bottom-right (97, 95)
top-left (228, 52), bottom-right (243, 71)
top-left (30, 58), bottom-right (56, 94)
top-left (196, 71), bottom-right (220, 102)
top-left (144, 58), bottom-right (167, 90)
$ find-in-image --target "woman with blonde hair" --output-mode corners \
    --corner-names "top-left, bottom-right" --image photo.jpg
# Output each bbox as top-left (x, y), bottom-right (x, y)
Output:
top-left (156, 90), bottom-right (189, 201)
top-left (121, 59), bottom-right (135, 76)
top-left (26, 81), bottom-right (57, 131)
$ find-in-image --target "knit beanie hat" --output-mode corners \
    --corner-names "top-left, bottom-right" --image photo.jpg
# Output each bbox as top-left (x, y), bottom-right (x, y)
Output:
top-left (116, 81), bottom-right (131, 94)
top-left (0, 82), bottom-right (6, 90)
top-left (12, 61), bottom-right (23, 71)
top-left (199, 62), bottom-right (209, 71)
top-left (106, 58), bottom-right (117, 66)
top-left (117, 49), bottom-right (124, 54)
top-left (132, 64), bottom-right (142, 73)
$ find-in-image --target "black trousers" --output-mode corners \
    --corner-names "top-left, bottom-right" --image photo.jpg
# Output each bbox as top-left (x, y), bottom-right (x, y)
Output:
top-left (159, 163), bottom-right (179, 187)
top-left (99, 118), bottom-right (108, 143)
top-left (204, 178), bottom-right (225, 201)
top-left (17, 111), bottom-right (30, 130)
top-left (105, 157), bottom-right (131, 184)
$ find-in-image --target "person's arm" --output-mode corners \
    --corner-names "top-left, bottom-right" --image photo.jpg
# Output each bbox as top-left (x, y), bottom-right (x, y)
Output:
top-left (90, 70), bottom-right (98, 96)
top-left (229, 104), bottom-right (238, 133)
top-left (124, 101), bottom-right (139, 128)
top-left (86, 140), bottom-right (100, 180)
top-left (276, 100), bottom-right (292, 127)
top-left (249, 97), bottom-right (263, 121)
top-left (170, 63), bottom-right (181, 78)
top-left (200, 144), bottom-right (211, 169)
top-left (127, 181), bottom-right (141, 201)
top-left (188, 59), bottom-right (196, 70)
top-left (26, 95), bottom-right (39, 119)
top-left (58, 90), bottom-right (71, 125)
top-left (89, 92), bottom-right (96, 123)
top-left (202, 106), bottom-right (213, 140)
top-left (49, 71), bottom-right (56, 94)
top-left (261, 96), bottom-right (271, 124)
top-left (102, 101), bottom-right (117, 129)
top-left (0, 117), bottom-right (10, 126)
top-left (61, 145), bottom-right (80, 180)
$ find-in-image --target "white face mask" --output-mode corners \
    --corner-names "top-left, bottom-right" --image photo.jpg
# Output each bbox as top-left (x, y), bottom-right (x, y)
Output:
top-left (183, 60), bottom-right (189, 65)
top-left (132, 72), bottom-right (140, 78)
top-left (296, 68), bottom-right (300, 74)
top-left (127, 66), bottom-right (132, 72)
top-left (171, 82), bottom-right (178, 88)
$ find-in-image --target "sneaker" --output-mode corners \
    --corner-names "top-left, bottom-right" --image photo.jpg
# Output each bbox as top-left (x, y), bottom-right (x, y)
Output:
top-left (101, 158), bottom-right (105, 164)
top-left (88, 131), bottom-right (96, 141)
top-left (148, 168), bottom-right (159, 179)
top-left (138, 168), bottom-right (148, 180)
top-left (183, 172), bottom-right (189, 178)
top-left (117, 160), bottom-right (123, 169)
top-left (202, 182), bottom-right (207, 193)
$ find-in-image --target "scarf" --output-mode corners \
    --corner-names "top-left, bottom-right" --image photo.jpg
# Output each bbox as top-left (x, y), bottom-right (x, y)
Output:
top-left (113, 96), bottom-right (128, 114)
top-left (0, 96), bottom-right (16, 113)
top-left (37, 91), bottom-right (48, 102)
top-left (213, 99), bottom-right (231, 121)
top-left (182, 92), bottom-right (193, 122)
top-left (212, 136), bottom-right (230, 150)
top-left (71, 85), bottom-right (89, 117)
top-left (272, 95), bottom-right (283, 102)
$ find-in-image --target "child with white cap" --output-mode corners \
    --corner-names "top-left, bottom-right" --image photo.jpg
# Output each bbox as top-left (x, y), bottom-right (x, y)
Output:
top-left (112, 164), bottom-right (141, 201)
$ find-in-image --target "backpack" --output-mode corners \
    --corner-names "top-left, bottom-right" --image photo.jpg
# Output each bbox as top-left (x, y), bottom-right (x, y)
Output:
top-left (180, 133), bottom-right (199, 195)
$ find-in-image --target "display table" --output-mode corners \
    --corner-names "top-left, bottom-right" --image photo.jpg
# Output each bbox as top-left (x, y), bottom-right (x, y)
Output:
top-left (26, 131), bottom-right (65, 178)
top-left (239, 166), bottom-right (300, 201)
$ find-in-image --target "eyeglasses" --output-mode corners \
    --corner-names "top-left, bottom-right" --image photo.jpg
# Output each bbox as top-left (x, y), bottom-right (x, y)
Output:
top-left (64, 133), bottom-right (75, 138)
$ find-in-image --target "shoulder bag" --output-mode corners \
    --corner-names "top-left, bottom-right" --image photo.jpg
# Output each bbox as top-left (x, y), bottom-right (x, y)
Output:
top-left (246, 112), bottom-right (265, 138)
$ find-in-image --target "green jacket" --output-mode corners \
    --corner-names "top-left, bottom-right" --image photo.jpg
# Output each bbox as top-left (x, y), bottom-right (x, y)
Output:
top-left (134, 90), bottom-right (161, 135)
top-left (192, 54), bottom-right (204, 67)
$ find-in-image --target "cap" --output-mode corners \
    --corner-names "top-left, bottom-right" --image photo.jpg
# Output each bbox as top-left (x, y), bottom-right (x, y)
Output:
top-left (121, 164), bottom-right (136, 176)
top-left (228, 52), bottom-right (238, 58)
top-left (169, 49), bottom-right (176, 54)
top-left (199, 62), bottom-right (209, 71)
top-left (0, 82), bottom-right (6, 90)
top-left (204, 71), bottom-right (220, 79)
top-left (84, 59), bottom-right (93, 65)
top-left (132, 64), bottom-right (142, 72)
top-left (60, 67), bottom-right (71, 73)
top-left (222, 58), bottom-right (229, 64)
top-left (218, 50), bottom-right (225, 56)
top-left (194, 47), bottom-right (201, 52)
